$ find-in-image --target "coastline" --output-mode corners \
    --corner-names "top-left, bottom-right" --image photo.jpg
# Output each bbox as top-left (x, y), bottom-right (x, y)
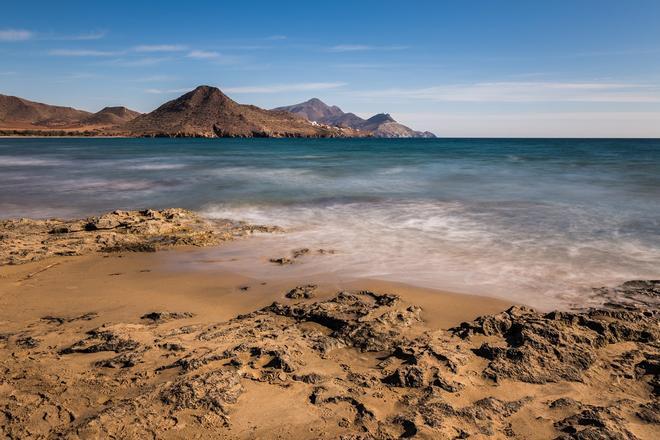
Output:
top-left (0, 209), bottom-right (658, 438)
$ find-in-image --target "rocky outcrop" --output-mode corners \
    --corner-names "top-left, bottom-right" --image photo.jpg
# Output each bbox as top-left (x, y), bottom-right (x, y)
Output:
top-left (274, 98), bottom-right (436, 138)
top-left (1, 283), bottom-right (657, 438)
top-left (0, 208), bottom-right (281, 265)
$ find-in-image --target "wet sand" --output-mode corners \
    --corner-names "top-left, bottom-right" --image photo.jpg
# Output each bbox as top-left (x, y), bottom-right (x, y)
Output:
top-left (0, 251), bottom-right (511, 333)
top-left (1, 249), bottom-right (658, 439)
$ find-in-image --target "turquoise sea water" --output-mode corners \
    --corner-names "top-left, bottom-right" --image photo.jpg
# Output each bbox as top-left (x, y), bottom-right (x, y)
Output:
top-left (1, 138), bottom-right (659, 307)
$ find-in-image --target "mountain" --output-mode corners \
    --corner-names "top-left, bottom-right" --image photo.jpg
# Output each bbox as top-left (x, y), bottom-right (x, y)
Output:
top-left (273, 98), bottom-right (436, 138)
top-left (0, 94), bottom-right (91, 129)
top-left (82, 106), bottom-right (141, 126)
top-left (122, 86), bottom-right (360, 138)
top-left (0, 95), bottom-right (140, 132)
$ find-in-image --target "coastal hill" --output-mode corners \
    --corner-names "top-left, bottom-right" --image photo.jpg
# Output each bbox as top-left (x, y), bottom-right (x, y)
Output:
top-left (81, 106), bottom-right (141, 126)
top-left (0, 94), bottom-right (92, 129)
top-left (0, 94), bottom-right (140, 131)
top-left (274, 98), bottom-right (436, 138)
top-left (0, 87), bottom-right (435, 137)
top-left (121, 86), bottom-right (360, 138)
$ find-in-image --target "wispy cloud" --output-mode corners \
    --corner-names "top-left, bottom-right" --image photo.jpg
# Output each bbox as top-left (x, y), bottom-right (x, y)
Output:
top-left (104, 57), bottom-right (171, 67)
top-left (144, 87), bottom-right (192, 94)
top-left (0, 71), bottom-right (17, 75)
top-left (353, 81), bottom-right (660, 103)
top-left (133, 44), bottom-right (187, 52)
top-left (186, 50), bottom-right (244, 64)
top-left (224, 82), bottom-right (347, 94)
top-left (128, 75), bottom-right (178, 82)
top-left (0, 29), bottom-right (106, 41)
top-left (49, 31), bottom-right (107, 41)
top-left (187, 50), bottom-right (221, 59)
top-left (265, 35), bottom-right (287, 41)
top-left (0, 29), bottom-right (33, 41)
top-left (49, 49), bottom-right (123, 56)
top-left (328, 44), bottom-right (408, 52)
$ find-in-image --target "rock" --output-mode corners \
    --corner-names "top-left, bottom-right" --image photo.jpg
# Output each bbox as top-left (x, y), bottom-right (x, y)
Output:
top-left (285, 284), bottom-right (318, 299)
top-left (451, 304), bottom-right (659, 383)
top-left (161, 369), bottom-right (243, 423)
top-left (291, 248), bottom-right (310, 258)
top-left (60, 326), bottom-right (142, 354)
top-left (140, 311), bottom-right (195, 323)
top-left (0, 208), bottom-right (281, 265)
top-left (269, 257), bottom-right (294, 265)
top-left (15, 336), bottom-right (39, 349)
top-left (554, 405), bottom-right (639, 439)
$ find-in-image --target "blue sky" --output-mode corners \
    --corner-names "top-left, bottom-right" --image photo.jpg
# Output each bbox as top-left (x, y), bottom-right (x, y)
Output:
top-left (1, 0), bottom-right (660, 137)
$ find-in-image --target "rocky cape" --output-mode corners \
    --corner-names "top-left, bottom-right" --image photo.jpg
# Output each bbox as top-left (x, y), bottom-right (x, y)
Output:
top-left (0, 87), bottom-right (434, 138)
top-left (274, 98), bottom-right (436, 138)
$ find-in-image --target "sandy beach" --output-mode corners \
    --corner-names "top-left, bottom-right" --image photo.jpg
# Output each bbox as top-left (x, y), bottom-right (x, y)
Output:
top-left (0, 209), bottom-right (657, 439)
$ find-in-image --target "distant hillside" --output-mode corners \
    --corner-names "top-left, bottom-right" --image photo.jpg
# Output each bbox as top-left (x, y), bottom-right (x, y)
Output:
top-left (273, 98), bottom-right (435, 138)
top-left (0, 94), bottom-right (91, 129)
top-left (82, 107), bottom-right (141, 126)
top-left (122, 86), bottom-right (361, 138)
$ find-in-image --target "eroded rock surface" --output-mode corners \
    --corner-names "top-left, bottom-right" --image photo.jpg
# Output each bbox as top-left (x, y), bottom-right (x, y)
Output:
top-left (0, 208), bottom-right (281, 265)
top-left (0, 283), bottom-right (658, 439)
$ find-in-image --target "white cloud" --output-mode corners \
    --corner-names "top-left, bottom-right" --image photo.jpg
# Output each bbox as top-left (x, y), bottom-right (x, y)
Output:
top-left (353, 81), bottom-right (660, 103)
top-left (265, 35), bottom-right (287, 41)
top-left (187, 50), bottom-right (221, 59)
top-left (133, 44), bottom-right (187, 52)
top-left (49, 49), bottom-right (122, 56)
top-left (224, 82), bottom-right (347, 94)
top-left (0, 29), bottom-right (33, 41)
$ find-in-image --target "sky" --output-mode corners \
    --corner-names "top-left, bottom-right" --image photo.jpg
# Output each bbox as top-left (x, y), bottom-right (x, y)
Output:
top-left (1, 0), bottom-right (660, 137)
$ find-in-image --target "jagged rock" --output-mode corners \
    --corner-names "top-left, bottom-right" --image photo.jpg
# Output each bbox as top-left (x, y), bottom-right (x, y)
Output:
top-left (161, 369), bottom-right (243, 421)
top-left (268, 291), bottom-right (418, 352)
top-left (452, 304), bottom-right (659, 383)
top-left (285, 284), bottom-right (318, 299)
top-left (0, 208), bottom-right (281, 265)
top-left (41, 312), bottom-right (98, 325)
top-left (554, 405), bottom-right (639, 439)
top-left (60, 325), bottom-right (142, 354)
top-left (15, 335), bottom-right (39, 349)
top-left (269, 257), bottom-right (294, 265)
top-left (140, 311), bottom-right (195, 323)
top-left (95, 352), bottom-right (142, 368)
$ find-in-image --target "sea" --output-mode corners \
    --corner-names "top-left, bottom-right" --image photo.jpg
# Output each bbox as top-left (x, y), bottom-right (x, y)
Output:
top-left (1, 137), bottom-right (658, 309)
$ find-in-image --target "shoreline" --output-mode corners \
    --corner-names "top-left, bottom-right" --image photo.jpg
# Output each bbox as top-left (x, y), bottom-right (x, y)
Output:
top-left (0, 209), bottom-right (658, 438)
top-left (0, 252), bottom-right (512, 332)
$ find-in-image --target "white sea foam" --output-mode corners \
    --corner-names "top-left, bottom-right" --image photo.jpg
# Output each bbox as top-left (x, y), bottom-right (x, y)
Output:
top-left (125, 163), bottom-right (187, 171)
top-left (0, 156), bottom-right (68, 166)
top-left (201, 200), bottom-right (660, 310)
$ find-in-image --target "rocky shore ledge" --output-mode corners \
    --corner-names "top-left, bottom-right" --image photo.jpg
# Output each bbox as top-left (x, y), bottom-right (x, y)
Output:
top-left (0, 208), bottom-right (281, 265)
top-left (0, 278), bottom-right (658, 438)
